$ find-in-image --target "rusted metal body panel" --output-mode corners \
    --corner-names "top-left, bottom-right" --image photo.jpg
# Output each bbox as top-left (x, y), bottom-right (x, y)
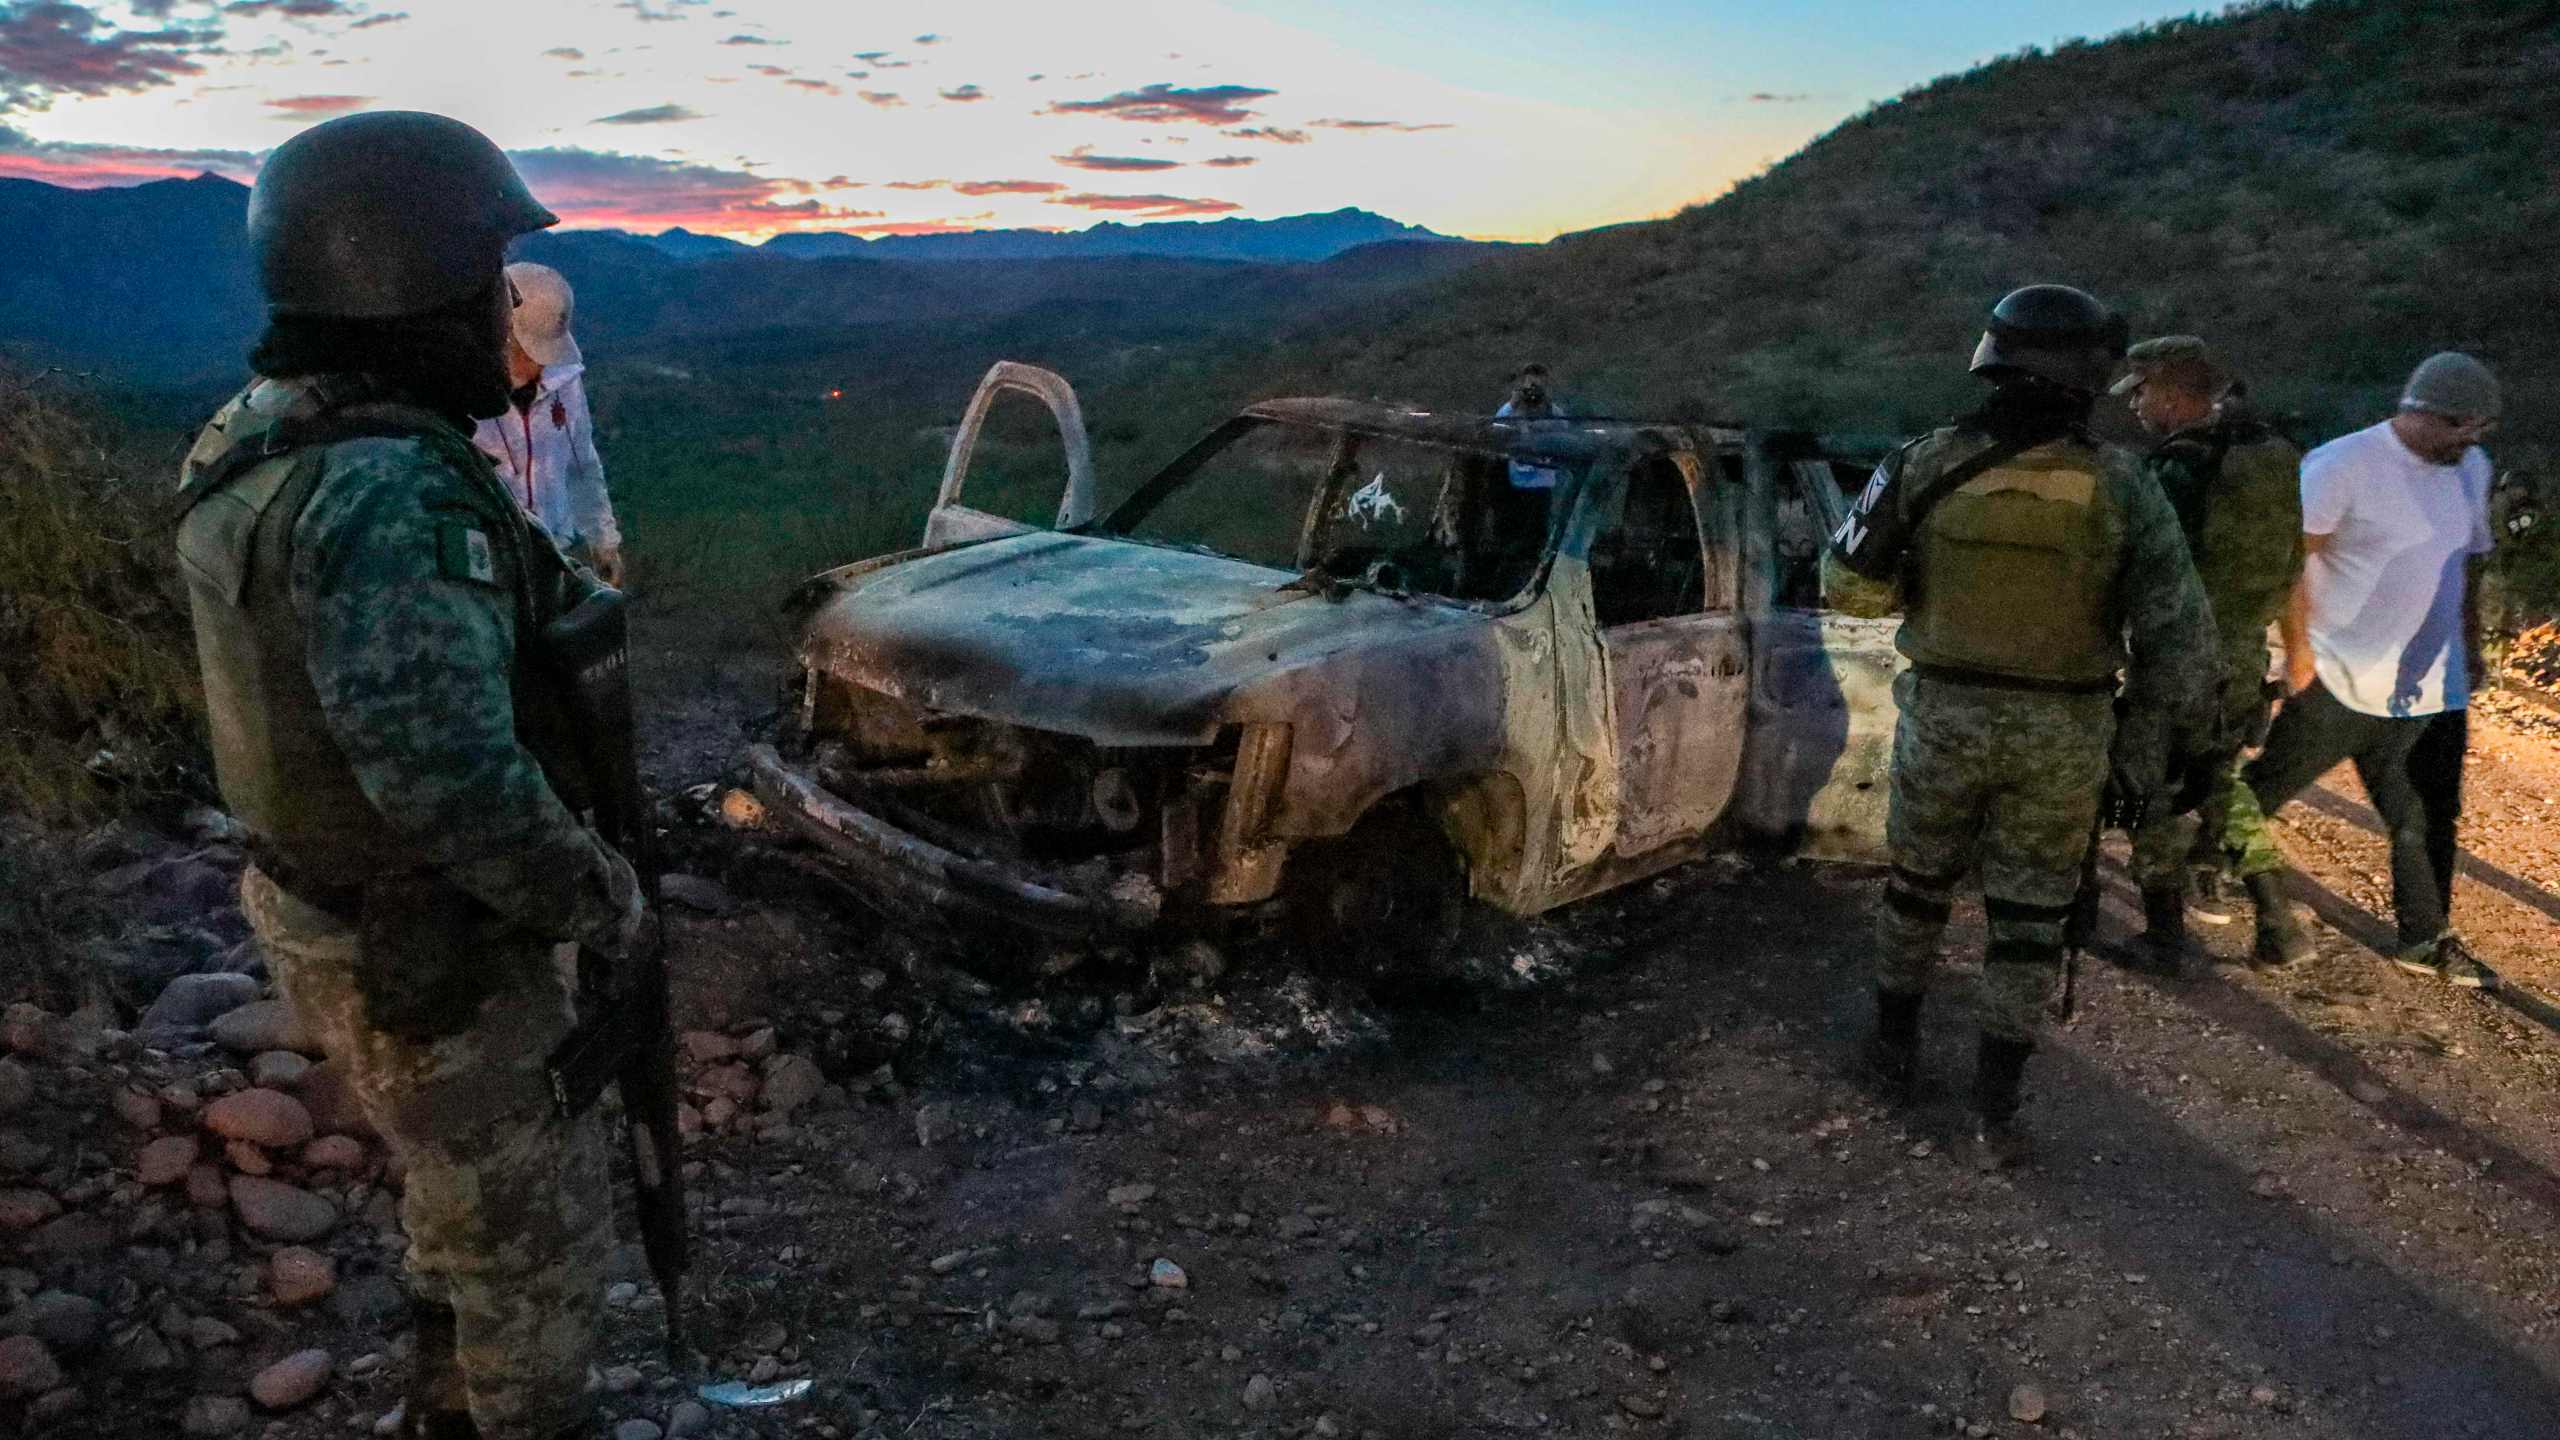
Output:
top-left (759, 361), bottom-right (1903, 949)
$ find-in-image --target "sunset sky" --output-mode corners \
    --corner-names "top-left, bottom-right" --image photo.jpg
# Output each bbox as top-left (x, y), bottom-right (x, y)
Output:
top-left (3, 0), bottom-right (2209, 242)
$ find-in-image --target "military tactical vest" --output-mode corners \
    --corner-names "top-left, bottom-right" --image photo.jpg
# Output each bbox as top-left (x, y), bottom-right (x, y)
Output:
top-left (174, 388), bottom-right (550, 888)
top-left (1898, 437), bottom-right (2124, 688)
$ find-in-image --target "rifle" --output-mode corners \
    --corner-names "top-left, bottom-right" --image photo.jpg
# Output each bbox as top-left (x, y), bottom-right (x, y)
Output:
top-left (538, 587), bottom-right (691, 1363)
top-left (2059, 810), bottom-right (2104, 1021)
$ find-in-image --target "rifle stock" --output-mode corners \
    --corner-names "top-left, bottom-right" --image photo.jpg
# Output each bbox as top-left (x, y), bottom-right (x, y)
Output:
top-left (539, 587), bottom-right (690, 1362)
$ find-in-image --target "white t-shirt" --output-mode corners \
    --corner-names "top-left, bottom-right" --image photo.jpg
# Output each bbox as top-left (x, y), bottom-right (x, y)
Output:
top-left (1494, 398), bottom-right (1565, 490)
top-left (2299, 420), bottom-right (2493, 717)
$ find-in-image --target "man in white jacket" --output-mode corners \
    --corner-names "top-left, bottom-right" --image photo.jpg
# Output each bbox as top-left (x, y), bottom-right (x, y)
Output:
top-left (477, 261), bottom-right (624, 584)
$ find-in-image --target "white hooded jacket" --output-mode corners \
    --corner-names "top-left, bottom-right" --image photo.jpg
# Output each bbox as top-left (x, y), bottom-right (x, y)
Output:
top-left (472, 362), bottom-right (621, 560)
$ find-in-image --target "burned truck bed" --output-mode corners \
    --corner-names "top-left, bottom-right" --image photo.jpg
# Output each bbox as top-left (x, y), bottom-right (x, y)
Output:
top-left (750, 363), bottom-right (1901, 967)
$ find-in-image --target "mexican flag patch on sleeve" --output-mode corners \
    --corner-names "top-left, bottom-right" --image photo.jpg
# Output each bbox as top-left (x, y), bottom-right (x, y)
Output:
top-left (437, 522), bottom-right (499, 586)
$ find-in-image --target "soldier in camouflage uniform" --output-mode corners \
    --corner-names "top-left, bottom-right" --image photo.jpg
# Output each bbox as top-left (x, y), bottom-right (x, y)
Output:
top-left (2109, 337), bottom-right (2310, 969)
top-left (1826, 285), bottom-right (2217, 1169)
top-left (174, 113), bottom-right (643, 1440)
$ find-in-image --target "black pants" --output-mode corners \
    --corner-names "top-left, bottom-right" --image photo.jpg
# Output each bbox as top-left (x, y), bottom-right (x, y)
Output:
top-left (2242, 681), bottom-right (2466, 950)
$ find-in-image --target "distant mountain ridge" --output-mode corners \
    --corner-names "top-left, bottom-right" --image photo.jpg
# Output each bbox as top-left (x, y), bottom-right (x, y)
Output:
top-left (0, 174), bottom-right (1492, 388)
top-left (604, 208), bottom-right (1455, 263)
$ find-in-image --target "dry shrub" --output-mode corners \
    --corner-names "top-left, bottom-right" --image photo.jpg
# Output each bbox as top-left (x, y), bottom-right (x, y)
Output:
top-left (0, 364), bottom-right (205, 825)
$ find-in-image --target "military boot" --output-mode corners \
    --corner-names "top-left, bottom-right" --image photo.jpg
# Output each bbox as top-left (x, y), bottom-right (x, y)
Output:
top-left (2245, 872), bottom-right (2313, 968)
top-left (1863, 989), bottom-right (1923, 1101)
top-left (1971, 1036), bottom-right (2035, 1172)
top-left (2133, 885), bottom-right (2190, 976)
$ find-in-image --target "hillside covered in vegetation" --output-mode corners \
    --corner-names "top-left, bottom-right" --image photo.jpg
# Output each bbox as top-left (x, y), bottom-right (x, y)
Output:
top-left (1130, 0), bottom-right (2554, 455)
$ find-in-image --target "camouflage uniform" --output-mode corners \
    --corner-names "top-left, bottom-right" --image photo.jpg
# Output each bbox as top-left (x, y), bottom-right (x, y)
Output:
top-left (2126, 412), bottom-right (2303, 887)
top-left (1829, 428), bottom-right (2216, 1041)
top-left (179, 376), bottom-right (636, 1439)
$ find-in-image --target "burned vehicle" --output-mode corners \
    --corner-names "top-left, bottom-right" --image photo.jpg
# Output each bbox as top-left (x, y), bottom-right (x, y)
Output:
top-left (747, 362), bottom-right (1903, 966)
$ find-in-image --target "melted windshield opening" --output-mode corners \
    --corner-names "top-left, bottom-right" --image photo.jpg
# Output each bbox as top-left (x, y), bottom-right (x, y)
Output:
top-left (1100, 419), bottom-right (1573, 605)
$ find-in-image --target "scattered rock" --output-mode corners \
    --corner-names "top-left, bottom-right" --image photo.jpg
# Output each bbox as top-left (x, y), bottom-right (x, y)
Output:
top-left (137, 1134), bottom-right (200, 1187)
top-left (614, 1420), bottom-right (664, 1440)
top-left (660, 873), bottom-right (738, 916)
top-left (229, 1176), bottom-right (338, 1242)
top-left (3, 1003), bottom-right (65, 1057)
top-left (268, 1248), bottom-right (337, 1306)
top-left (1242, 1374), bottom-right (1276, 1411)
top-left (0, 1058), bottom-right (34, 1114)
top-left (136, 973), bottom-right (262, 1039)
top-left (0, 1188), bottom-right (63, 1232)
top-left (28, 1385), bottom-right (80, 1424)
top-left (210, 1001), bottom-right (314, 1058)
top-left (330, 1274), bottom-right (407, 1328)
top-left (112, 1087), bottom-right (163, 1130)
top-left (760, 1055), bottom-right (824, 1115)
top-left (112, 1325), bottom-right (178, 1374)
top-left (186, 1165), bottom-right (229, 1209)
top-left (182, 1394), bottom-right (252, 1437)
top-left (191, 1317), bottom-right (242, 1349)
top-left (27, 1212), bottom-right (112, 1256)
top-left (1069, 1101), bottom-right (1105, 1133)
top-left (2008, 1383), bottom-right (2049, 1424)
top-left (1150, 1258), bottom-right (1188, 1290)
top-left (1108, 1183), bottom-right (1158, 1208)
top-left (104, 927), bottom-right (239, 1012)
top-left (303, 1135), bottom-right (366, 1171)
top-left (17, 1291), bottom-right (106, 1351)
top-left (680, 1031), bottom-right (738, 1064)
top-left (1618, 1394), bottom-right (1664, 1419)
top-left (915, 1102), bottom-right (959, 1148)
top-left (204, 1088), bottom-right (315, 1148)
top-left (602, 1364), bottom-right (645, 1394)
top-left (2348, 1078), bottom-right (2390, 1106)
top-left (0, 1333), bottom-right (64, 1396)
top-left (248, 1051), bottom-right (312, 1089)
top-left (249, 1348), bottom-right (332, 1409)
top-left (96, 854), bottom-right (237, 928)
top-left (666, 1399), bottom-right (711, 1438)
top-left (2250, 1171), bottom-right (2287, 1200)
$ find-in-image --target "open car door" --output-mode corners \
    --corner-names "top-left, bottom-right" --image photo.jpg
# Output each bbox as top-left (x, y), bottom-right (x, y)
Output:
top-left (1734, 436), bottom-right (1903, 863)
top-left (921, 361), bottom-right (1097, 549)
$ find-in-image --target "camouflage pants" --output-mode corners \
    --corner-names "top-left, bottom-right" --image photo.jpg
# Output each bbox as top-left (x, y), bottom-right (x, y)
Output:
top-left (2132, 659), bottom-right (2283, 887)
top-left (242, 867), bottom-right (609, 1439)
top-left (1878, 672), bottom-right (2113, 1044)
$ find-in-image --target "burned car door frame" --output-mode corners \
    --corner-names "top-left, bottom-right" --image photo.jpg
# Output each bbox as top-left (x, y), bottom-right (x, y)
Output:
top-left (921, 361), bottom-right (1097, 549)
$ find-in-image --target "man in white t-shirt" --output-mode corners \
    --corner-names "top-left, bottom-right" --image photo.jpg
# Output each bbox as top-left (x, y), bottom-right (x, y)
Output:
top-left (2243, 352), bottom-right (2502, 987)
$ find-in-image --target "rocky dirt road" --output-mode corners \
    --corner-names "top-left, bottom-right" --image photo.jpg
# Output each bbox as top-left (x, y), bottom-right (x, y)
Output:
top-left (9, 676), bottom-right (2560, 1440)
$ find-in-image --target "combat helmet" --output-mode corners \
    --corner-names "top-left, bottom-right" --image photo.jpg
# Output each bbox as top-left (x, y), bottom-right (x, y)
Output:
top-left (248, 111), bottom-right (557, 319)
top-left (1968, 284), bottom-right (2129, 397)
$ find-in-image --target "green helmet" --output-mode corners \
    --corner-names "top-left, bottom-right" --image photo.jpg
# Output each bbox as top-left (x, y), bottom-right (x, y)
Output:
top-left (1967, 284), bottom-right (2128, 397)
top-left (248, 111), bottom-right (557, 320)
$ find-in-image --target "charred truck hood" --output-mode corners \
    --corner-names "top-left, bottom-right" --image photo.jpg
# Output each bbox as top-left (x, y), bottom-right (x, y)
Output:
top-left (794, 531), bottom-right (1493, 746)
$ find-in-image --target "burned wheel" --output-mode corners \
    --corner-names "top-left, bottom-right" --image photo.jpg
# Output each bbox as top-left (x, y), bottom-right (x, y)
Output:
top-left (1283, 802), bottom-right (1469, 980)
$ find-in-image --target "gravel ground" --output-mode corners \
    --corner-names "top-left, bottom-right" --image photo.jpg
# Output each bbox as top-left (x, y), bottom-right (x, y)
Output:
top-left (8, 662), bottom-right (2559, 1440)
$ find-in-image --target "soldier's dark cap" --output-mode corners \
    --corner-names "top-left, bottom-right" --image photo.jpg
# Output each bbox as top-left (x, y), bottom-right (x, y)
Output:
top-left (2109, 335), bottom-right (2229, 396)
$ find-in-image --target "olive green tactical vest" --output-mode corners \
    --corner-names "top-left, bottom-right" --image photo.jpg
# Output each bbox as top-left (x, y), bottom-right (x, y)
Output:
top-left (1898, 438), bottom-right (2123, 686)
top-left (174, 396), bottom-right (533, 887)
